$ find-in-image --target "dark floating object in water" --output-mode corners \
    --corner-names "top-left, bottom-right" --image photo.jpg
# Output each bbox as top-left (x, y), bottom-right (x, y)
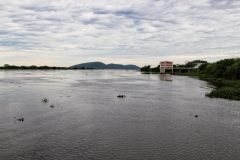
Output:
top-left (50, 105), bottom-right (55, 108)
top-left (117, 95), bottom-right (126, 98)
top-left (14, 117), bottom-right (24, 122)
top-left (42, 98), bottom-right (49, 103)
top-left (195, 115), bottom-right (198, 118)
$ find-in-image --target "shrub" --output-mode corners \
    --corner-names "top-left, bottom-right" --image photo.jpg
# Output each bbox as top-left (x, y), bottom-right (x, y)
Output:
top-left (206, 87), bottom-right (240, 100)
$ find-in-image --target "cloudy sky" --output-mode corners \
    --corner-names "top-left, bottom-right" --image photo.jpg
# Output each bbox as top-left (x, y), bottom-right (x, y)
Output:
top-left (0, 0), bottom-right (240, 67)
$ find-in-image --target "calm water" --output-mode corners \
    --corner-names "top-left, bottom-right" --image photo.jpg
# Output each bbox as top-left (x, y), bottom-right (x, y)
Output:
top-left (0, 70), bottom-right (239, 159)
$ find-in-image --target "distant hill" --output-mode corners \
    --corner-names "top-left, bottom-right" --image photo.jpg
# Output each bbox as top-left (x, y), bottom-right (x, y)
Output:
top-left (69, 62), bottom-right (140, 70)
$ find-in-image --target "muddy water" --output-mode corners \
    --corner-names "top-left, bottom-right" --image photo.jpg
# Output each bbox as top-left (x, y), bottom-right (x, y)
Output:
top-left (0, 70), bottom-right (239, 159)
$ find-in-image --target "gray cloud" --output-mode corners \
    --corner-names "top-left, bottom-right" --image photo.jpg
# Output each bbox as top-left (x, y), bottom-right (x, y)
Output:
top-left (0, 0), bottom-right (240, 67)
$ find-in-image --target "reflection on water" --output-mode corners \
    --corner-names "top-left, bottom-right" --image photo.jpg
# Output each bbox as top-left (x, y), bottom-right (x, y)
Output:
top-left (159, 74), bottom-right (173, 81)
top-left (0, 70), bottom-right (240, 159)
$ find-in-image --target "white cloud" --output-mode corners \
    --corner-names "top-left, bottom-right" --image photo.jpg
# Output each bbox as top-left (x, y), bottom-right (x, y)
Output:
top-left (0, 0), bottom-right (239, 67)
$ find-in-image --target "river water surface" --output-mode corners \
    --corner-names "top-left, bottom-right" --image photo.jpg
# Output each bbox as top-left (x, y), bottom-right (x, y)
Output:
top-left (0, 70), bottom-right (239, 159)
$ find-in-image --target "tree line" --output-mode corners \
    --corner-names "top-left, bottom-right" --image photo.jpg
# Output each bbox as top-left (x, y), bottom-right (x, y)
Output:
top-left (200, 58), bottom-right (240, 80)
top-left (0, 64), bottom-right (90, 70)
top-left (141, 65), bottom-right (160, 72)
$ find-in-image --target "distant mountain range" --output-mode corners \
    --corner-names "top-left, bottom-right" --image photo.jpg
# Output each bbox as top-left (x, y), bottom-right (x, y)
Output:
top-left (69, 62), bottom-right (140, 70)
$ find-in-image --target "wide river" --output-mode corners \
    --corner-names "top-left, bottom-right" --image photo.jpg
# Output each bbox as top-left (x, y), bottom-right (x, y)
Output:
top-left (0, 70), bottom-right (239, 159)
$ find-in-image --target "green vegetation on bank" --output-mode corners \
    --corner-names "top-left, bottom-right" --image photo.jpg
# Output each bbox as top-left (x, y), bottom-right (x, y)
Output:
top-left (141, 58), bottom-right (240, 101)
top-left (179, 58), bottom-right (240, 101)
top-left (205, 87), bottom-right (240, 101)
top-left (165, 71), bottom-right (240, 101)
top-left (203, 58), bottom-right (240, 79)
top-left (0, 64), bottom-right (93, 70)
top-left (176, 60), bottom-right (208, 68)
top-left (141, 65), bottom-right (160, 72)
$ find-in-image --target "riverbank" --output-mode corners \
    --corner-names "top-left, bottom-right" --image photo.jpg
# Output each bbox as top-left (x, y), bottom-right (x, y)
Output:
top-left (172, 72), bottom-right (240, 101)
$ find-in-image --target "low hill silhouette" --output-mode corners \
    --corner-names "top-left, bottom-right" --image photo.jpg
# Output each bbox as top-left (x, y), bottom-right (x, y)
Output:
top-left (70, 62), bottom-right (140, 70)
